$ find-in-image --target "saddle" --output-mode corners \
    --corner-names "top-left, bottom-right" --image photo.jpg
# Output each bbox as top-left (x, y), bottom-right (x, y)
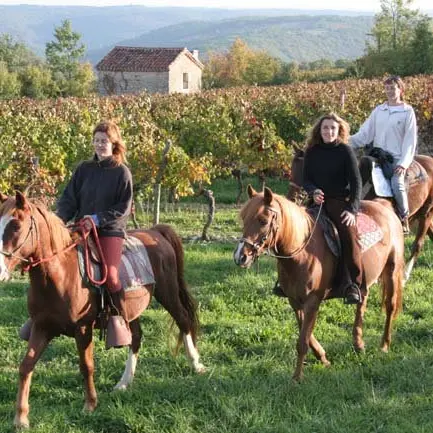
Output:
top-left (370, 158), bottom-right (428, 198)
top-left (307, 206), bottom-right (383, 257)
top-left (77, 234), bottom-right (155, 292)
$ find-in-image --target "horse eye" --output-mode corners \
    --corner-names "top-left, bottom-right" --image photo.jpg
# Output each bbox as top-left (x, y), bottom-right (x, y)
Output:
top-left (259, 219), bottom-right (268, 226)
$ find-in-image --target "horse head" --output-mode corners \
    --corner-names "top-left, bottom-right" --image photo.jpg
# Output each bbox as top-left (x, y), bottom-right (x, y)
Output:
top-left (234, 185), bottom-right (281, 268)
top-left (0, 191), bottom-right (36, 281)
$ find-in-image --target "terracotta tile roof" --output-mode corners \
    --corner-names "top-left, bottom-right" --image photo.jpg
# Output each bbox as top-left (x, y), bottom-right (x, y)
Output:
top-left (96, 46), bottom-right (203, 72)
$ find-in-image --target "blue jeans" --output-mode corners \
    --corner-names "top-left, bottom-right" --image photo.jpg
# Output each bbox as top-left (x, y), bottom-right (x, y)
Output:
top-left (390, 162), bottom-right (409, 219)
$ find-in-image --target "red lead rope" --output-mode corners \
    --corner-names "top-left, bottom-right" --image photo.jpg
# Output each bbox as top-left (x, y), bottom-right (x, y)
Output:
top-left (23, 216), bottom-right (108, 287)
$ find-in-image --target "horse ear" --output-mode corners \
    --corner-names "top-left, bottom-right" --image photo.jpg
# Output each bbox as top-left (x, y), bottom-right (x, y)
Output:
top-left (15, 191), bottom-right (30, 211)
top-left (247, 184), bottom-right (257, 198)
top-left (264, 187), bottom-right (273, 205)
top-left (0, 192), bottom-right (8, 203)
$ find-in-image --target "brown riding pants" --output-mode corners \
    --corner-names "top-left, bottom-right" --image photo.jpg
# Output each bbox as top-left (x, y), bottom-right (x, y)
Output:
top-left (324, 198), bottom-right (363, 291)
top-left (99, 236), bottom-right (124, 293)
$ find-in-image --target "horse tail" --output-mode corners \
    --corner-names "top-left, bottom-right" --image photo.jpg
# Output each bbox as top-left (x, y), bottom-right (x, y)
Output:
top-left (153, 224), bottom-right (199, 348)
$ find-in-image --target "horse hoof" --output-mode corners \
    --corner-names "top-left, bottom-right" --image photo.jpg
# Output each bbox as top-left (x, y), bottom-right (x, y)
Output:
top-left (381, 345), bottom-right (389, 353)
top-left (114, 382), bottom-right (128, 391)
top-left (322, 359), bottom-right (331, 367)
top-left (354, 344), bottom-right (365, 354)
top-left (14, 416), bottom-right (29, 430)
top-left (194, 363), bottom-right (207, 374)
top-left (83, 401), bottom-right (97, 413)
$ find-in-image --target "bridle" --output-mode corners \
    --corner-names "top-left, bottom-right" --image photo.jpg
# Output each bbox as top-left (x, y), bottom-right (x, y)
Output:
top-left (0, 210), bottom-right (107, 285)
top-left (240, 205), bottom-right (280, 259)
top-left (0, 213), bottom-right (37, 265)
top-left (240, 202), bottom-right (322, 261)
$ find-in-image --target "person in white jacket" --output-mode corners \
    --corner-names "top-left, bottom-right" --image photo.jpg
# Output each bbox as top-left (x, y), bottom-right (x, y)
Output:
top-left (350, 76), bottom-right (417, 233)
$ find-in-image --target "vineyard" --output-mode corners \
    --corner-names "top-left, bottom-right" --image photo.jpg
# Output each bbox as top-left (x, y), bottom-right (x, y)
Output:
top-left (0, 75), bottom-right (432, 202)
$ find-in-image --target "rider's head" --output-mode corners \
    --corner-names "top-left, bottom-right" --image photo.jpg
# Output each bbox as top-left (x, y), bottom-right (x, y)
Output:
top-left (306, 113), bottom-right (350, 149)
top-left (92, 120), bottom-right (127, 165)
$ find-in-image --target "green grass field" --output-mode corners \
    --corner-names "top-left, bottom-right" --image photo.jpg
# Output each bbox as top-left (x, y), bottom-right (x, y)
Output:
top-left (1, 181), bottom-right (433, 432)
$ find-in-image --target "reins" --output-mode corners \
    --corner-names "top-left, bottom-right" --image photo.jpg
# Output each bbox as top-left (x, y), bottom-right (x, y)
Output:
top-left (1, 209), bottom-right (108, 286)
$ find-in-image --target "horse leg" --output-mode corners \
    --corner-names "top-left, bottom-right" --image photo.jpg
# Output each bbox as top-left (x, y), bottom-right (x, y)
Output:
top-left (293, 295), bottom-right (320, 382)
top-left (380, 260), bottom-right (403, 353)
top-left (154, 288), bottom-right (205, 374)
top-left (75, 325), bottom-right (97, 412)
top-left (114, 318), bottom-right (142, 390)
top-left (14, 326), bottom-right (50, 429)
top-left (405, 209), bottom-right (433, 282)
top-left (293, 306), bottom-right (330, 367)
top-left (352, 292), bottom-right (370, 352)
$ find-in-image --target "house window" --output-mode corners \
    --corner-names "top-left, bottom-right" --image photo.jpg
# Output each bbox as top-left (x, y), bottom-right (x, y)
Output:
top-left (183, 72), bottom-right (189, 90)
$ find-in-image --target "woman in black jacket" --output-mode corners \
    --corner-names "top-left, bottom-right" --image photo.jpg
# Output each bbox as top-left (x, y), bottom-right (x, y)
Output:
top-left (57, 120), bottom-right (133, 347)
top-left (303, 113), bottom-right (363, 304)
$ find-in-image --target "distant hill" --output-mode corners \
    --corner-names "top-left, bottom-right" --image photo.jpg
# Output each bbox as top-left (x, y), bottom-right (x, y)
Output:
top-left (0, 5), bottom-right (375, 57)
top-left (89, 15), bottom-right (375, 64)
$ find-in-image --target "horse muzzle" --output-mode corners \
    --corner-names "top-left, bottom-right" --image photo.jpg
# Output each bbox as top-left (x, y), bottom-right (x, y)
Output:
top-left (233, 241), bottom-right (256, 268)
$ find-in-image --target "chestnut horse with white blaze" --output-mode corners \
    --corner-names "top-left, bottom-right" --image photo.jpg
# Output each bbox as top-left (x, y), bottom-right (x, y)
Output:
top-left (0, 191), bottom-right (205, 430)
top-left (234, 185), bottom-right (404, 381)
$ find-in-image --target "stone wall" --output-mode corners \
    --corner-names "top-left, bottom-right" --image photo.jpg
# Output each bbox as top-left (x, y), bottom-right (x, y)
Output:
top-left (98, 71), bottom-right (169, 95)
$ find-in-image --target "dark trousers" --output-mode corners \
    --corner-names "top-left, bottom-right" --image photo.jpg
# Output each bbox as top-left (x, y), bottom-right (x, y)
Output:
top-left (324, 198), bottom-right (362, 291)
top-left (99, 236), bottom-right (124, 293)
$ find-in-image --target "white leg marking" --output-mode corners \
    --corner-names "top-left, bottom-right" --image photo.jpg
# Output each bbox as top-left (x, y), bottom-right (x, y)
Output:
top-left (183, 333), bottom-right (206, 373)
top-left (114, 349), bottom-right (138, 391)
top-left (404, 258), bottom-right (415, 283)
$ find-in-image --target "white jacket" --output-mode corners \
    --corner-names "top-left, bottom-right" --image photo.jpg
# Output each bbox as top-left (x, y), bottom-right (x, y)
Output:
top-left (350, 102), bottom-right (417, 169)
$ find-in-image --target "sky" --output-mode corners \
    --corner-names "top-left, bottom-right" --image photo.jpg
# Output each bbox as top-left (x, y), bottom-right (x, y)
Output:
top-left (0, 0), bottom-right (431, 12)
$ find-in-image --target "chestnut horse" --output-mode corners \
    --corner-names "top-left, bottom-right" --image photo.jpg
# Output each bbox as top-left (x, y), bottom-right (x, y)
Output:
top-left (0, 191), bottom-right (205, 429)
top-left (290, 150), bottom-right (433, 281)
top-left (234, 186), bottom-right (404, 381)
top-left (358, 154), bottom-right (433, 281)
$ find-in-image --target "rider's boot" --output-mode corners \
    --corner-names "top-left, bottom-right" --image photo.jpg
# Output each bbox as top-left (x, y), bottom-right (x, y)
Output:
top-left (106, 288), bottom-right (132, 349)
top-left (401, 216), bottom-right (410, 235)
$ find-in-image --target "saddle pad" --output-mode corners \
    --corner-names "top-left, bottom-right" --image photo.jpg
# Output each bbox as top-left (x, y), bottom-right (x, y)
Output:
top-left (78, 235), bottom-right (155, 291)
top-left (307, 207), bottom-right (383, 256)
top-left (356, 213), bottom-right (383, 253)
top-left (372, 159), bottom-right (428, 197)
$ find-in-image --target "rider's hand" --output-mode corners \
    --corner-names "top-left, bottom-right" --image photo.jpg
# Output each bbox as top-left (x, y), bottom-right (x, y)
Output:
top-left (394, 165), bottom-right (406, 176)
top-left (313, 189), bottom-right (325, 205)
top-left (81, 215), bottom-right (95, 232)
top-left (341, 210), bottom-right (356, 227)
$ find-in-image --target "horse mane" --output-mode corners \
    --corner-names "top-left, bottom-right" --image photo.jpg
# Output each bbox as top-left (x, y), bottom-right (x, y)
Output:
top-left (271, 193), bottom-right (312, 250)
top-left (241, 191), bottom-right (312, 251)
top-left (30, 200), bottom-right (72, 252)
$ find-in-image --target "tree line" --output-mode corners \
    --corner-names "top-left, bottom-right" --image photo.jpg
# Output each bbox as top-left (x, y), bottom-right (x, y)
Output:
top-left (0, 20), bottom-right (94, 99)
top-left (0, 0), bottom-right (432, 99)
top-left (203, 0), bottom-right (433, 87)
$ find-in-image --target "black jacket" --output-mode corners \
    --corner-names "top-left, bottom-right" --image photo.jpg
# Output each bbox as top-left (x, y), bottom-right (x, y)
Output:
top-left (303, 141), bottom-right (362, 214)
top-left (56, 156), bottom-right (133, 237)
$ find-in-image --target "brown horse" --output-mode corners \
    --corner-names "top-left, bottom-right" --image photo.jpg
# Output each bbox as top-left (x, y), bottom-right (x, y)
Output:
top-left (290, 150), bottom-right (433, 281)
top-left (0, 191), bottom-right (205, 429)
top-left (358, 154), bottom-right (433, 281)
top-left (234, 185), bottom-right (404, 381)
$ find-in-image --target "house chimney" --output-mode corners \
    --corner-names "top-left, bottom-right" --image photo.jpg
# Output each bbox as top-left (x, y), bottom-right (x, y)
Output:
top-left (192, 49), bottom-right (199, 60)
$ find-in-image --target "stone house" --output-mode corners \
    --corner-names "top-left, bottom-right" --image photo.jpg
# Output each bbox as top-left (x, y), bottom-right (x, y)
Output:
top-left (95, 46), bottom-right (203, 95)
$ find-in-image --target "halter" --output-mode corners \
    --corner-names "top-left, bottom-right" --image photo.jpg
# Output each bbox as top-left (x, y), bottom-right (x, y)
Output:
top-left (241, 202), bottom-right (322, 260)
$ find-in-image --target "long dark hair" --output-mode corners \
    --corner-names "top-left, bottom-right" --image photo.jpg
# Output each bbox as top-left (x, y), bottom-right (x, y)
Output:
top-left (93, 120), bottom-right (127, 165)
top-left (306, 112), bottom-right (350, 150)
